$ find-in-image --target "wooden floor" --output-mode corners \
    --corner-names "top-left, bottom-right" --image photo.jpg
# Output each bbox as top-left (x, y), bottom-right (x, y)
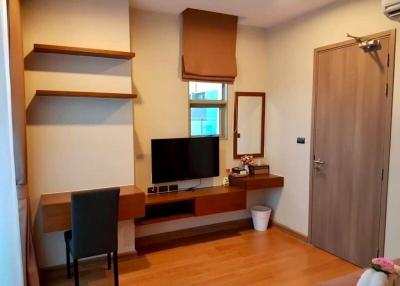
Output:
top-left (42, 227), bottom-right (359, 286)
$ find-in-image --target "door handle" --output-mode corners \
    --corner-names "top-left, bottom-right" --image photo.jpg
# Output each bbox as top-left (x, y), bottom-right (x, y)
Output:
top-left (313, 159), bottom-right (325, 170)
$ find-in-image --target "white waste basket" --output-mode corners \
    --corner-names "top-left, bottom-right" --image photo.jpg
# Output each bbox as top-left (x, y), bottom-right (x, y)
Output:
top-left (251, 205), bottom-right (271, 231)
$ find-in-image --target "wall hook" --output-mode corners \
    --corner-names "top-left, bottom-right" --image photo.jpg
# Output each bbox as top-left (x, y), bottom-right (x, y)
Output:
top-left (346, 33), bottom-right (381, 52)
top-left (346, 33), bottom-right (363, 42)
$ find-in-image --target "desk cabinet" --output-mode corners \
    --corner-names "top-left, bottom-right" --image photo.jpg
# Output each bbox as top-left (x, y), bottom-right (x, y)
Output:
top-left (195, 191), bottom-right (246, 216)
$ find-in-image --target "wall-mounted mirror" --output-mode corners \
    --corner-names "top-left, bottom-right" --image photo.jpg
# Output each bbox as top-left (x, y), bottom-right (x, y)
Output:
top-left (233, 92), bottom-right (265, 159)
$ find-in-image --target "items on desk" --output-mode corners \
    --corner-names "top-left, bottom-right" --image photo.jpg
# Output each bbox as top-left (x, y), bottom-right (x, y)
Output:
top-left (240, 155), bottom-right (254, 173)
top-left (222, 169), bottom-right (231, 186)
top-left (249, 164), bottom-right (270, 175)
top-left (147, 184), bottom-right (179, 195)
top-left (234, 155), bottom-right (270, 177)
top-left (232, 167), bottom-right (248, 176)
top-left (240, 155), bottom-right (254, 165)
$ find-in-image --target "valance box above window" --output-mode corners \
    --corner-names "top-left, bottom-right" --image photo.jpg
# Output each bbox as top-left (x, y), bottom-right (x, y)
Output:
top-left (182, 8), bottom-right (238, 83)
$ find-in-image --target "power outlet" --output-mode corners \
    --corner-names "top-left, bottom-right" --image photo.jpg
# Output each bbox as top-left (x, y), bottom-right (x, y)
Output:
top-left (158, 185), bottom-right (169, 193)
top-left (169, 184), bottom-right (179, 192)
top-left (147, 186), bottom-right (158, 194)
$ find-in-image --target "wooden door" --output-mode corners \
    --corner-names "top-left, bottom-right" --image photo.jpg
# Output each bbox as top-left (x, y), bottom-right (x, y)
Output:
top-left (310, 31), bottom-right (395, 267)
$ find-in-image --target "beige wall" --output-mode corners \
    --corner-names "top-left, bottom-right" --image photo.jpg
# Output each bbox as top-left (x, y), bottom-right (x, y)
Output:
top-left (131, 9), bottom-right (272, 237)
top-left (24, 0), bottom-right (400, 267)
top-left (264, 0), bottom-right (400, 258)
top-left (23, 0), bottom-right (135, 267)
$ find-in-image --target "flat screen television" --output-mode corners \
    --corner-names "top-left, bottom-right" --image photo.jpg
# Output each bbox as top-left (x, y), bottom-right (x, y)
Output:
top-left (151, 136), bottom-right (219, 184)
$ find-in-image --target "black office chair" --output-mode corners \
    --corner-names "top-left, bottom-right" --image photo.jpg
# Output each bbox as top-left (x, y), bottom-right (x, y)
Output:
top-left (64, 187), bottom-right (120, 286)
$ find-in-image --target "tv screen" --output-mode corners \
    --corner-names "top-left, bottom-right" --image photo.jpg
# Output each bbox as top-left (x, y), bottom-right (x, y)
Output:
top-left (151, 137), bottom-right (219, 184)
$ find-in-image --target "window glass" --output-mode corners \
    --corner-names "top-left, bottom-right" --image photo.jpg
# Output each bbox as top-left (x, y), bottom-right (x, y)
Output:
top-left (188, 81), bottom-right (227, 138)
top-left (189, 82), bottom-right (225, 100)
top-left (190, 107), bottom-right (220, 136)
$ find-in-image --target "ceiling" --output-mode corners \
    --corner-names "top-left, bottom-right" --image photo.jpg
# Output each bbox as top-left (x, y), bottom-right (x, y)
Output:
top-left (131, 0), bottom-right (343, 28)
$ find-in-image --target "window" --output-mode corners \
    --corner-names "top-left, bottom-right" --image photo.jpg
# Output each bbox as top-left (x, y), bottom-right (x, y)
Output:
top-left (189, 81), bottom-right (227, 138)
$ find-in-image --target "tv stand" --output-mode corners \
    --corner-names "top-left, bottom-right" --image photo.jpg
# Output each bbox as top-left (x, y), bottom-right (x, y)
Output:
top-left (136, 185), bottom-right (246, 225)
top-left (136, 174), bottom-right (284, 225)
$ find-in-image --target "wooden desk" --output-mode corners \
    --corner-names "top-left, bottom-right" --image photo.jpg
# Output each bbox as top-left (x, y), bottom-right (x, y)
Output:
top-left (229, 173), bottom-right (284, 190)
top-left (39, 174), bottom-right (284, 231)
top-left (40, 185), bottom-right (145, 233)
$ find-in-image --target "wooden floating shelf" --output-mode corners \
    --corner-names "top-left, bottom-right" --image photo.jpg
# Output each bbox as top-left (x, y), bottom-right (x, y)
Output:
top-left (229, 173), bottom-right (284, 190)
top-left (35, 90), bottom-right (137, 99)
top-left (136, 213), bottom-right (195, 225)
top-left (33, 44), bottom-right (135, 60)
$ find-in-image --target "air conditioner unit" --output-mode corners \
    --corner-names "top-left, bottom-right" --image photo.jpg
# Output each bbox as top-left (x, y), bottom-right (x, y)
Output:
top-left (383, 0), bottom-right (400, 20)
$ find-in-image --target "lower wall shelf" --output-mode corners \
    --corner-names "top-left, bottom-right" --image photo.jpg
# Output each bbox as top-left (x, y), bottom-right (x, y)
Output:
top-left (136, 213), bottom-right (195, 225)
top-left (35, 90), bottom-right (137, 99)
top-left (137, 199), bottom-right (195, 225)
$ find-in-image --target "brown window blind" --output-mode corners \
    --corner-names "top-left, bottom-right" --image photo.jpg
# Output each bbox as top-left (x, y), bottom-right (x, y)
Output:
top-left (182, 8), bottom-right (238, 83)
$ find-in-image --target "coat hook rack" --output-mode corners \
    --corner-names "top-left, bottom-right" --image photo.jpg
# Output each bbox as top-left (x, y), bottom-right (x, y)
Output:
top-left (346, 33), bottom-right (381, 52)
top-left (346, 33), bottom-right (363, 42)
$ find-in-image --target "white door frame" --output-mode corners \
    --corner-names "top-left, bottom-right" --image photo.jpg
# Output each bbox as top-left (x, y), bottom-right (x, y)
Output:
top-left (0, 0), bottom-right (24, 284)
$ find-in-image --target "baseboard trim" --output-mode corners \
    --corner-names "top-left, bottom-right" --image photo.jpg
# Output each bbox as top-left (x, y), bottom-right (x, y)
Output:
top-left (136, 218), bottom-right (253, 252)
top-left (271, 221), bottom-right (308, 242)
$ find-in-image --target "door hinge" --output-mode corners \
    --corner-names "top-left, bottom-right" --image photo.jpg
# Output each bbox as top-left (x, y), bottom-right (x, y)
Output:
top-left (381, 168), bottom-right (384, 181)
top-left (387, 54), bottom-right (390, 67)
top-left (385, 83), bottom-right (389, 97)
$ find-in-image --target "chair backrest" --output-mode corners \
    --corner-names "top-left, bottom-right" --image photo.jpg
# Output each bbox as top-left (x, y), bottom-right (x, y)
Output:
top-left (70, 187), bottom-right (120, 259)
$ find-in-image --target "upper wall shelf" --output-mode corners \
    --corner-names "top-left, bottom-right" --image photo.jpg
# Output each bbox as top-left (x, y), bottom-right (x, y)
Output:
top-left (36, 90), bottom-right (137, 99)
top-left (33, 44), bottom-right (135, 60)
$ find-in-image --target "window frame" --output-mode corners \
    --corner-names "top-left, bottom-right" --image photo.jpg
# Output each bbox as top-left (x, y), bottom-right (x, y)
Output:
top-left (188, 82), bottom-right (228, 139)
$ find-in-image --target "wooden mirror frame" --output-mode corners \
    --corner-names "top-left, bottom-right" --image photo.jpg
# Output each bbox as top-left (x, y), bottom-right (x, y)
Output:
top-left (233, 92), bottom-right (265, 159)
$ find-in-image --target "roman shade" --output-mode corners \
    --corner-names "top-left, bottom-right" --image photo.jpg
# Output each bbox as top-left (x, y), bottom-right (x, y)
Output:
top-left (182, 8), bottom-right (238, 83)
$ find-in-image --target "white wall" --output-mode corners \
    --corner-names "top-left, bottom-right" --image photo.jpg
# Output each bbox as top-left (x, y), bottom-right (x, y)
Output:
top-left (264, 0), bottom-right (400, 258)
top-left (22, 0), bottom-right (135, 267)
top-left (0, 1), bottom-right (24, 283)
top-left (131, 9), bottom-right (272, 237)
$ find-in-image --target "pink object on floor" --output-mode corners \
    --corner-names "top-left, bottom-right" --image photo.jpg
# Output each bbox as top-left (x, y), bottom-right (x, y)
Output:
top-left (372, 258), bottom-right (396, 274)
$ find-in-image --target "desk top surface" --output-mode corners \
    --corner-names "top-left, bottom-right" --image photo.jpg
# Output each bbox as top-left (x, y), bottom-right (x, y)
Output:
top-left (40, 185), bottom-right (143, 206)
top-left (40, 173), bottom-right (284, 206)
